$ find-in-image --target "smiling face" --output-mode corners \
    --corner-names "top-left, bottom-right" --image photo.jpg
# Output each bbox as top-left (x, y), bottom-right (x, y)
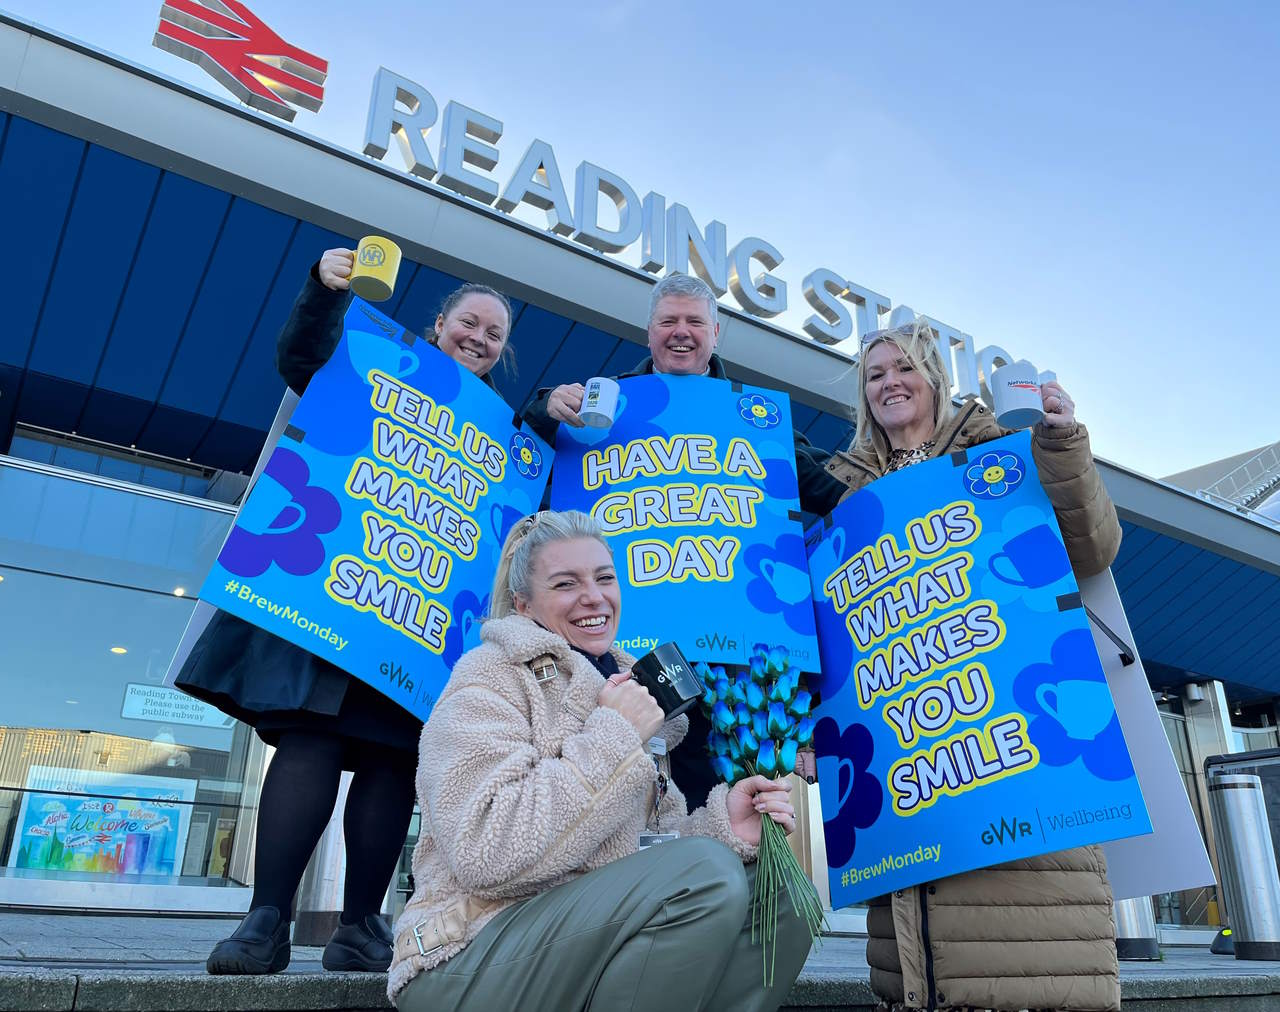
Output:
top-left (647, 294), bottom-right (719, 375)
top-left (514, 537), bottom-right (621, 656)
top-left (434, 293), bottom-right (510, 376)
top-left (862, 340), bottom-right (937, 447)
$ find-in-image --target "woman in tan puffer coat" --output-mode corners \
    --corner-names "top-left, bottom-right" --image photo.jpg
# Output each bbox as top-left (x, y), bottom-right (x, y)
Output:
top-left (821, 320), bottom-right (1123, 1012)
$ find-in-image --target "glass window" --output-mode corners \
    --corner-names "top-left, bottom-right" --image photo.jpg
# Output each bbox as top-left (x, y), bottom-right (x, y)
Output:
top-left (0, 456), bottom-right (253, 904)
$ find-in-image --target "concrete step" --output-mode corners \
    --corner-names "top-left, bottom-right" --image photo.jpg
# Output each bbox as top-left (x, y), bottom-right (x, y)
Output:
top-left (3, 962), bottom-right (1280, 1012)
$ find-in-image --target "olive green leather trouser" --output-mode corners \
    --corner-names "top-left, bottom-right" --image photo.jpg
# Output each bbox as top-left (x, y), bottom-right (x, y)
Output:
top-left (396, 836), bottom-right (812, 1012)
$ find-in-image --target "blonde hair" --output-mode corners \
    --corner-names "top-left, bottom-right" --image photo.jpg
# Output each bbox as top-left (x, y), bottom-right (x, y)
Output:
top-left (488, 510), bottom-right (612, 619)
top-left (854, 317), bottom-right (955, 455)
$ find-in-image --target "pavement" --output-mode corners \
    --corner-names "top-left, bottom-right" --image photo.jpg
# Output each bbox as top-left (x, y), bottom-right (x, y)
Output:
top-left (1, 913), bottom-right (1280, 1011)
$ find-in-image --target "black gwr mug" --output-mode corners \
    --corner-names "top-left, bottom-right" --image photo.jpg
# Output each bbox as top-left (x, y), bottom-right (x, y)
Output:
top-left (631, 642), bottom-right (703, 719)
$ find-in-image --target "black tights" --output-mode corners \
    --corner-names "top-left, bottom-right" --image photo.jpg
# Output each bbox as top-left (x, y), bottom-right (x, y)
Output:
top-left (249, 730), bottom-right (416, 922)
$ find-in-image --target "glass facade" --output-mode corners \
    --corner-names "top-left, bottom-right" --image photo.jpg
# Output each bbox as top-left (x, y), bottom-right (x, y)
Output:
top-left (0, 455), bottom-right (259, 906)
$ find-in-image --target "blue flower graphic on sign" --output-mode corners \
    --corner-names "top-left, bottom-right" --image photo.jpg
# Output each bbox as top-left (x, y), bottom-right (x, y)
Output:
top-left (813, 717), bottom-right (882, 868)
top-left (738, 393), bottom-right (780, 430)
top-left (1012, 627), bottom-right (1133, 781)
top-left (965, 450), bottom-right (1025, 499)
top-left (221, 448), bottom-right (342, 579)
top-left (509, 432), bottom-right (543, 479)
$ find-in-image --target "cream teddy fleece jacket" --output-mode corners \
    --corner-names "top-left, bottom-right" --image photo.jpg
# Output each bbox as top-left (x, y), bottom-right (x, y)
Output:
top-left (387, 614), bottom-right (757, 1002)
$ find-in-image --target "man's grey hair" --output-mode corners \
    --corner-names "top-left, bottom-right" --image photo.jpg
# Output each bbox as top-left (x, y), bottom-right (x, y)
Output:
top-left (648, 272), bottom-right (719, 331)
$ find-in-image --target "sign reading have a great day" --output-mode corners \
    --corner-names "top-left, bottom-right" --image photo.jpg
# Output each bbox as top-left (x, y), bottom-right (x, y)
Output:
top-left (805, 430), bottom-right (1150, 908)
top-left (551, 374), bottom-right (819, 667)
top-left (199, 299), bottom-right (549, 720)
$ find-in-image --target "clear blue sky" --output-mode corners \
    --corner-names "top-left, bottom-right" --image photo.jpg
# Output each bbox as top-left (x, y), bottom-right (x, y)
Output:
top-left (5, 1), bottom-right (1277, 478)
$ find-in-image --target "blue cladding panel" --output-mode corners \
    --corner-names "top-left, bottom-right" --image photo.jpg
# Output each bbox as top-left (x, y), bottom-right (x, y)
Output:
top-left (597, 339), bottom-right (647, 379)
top-left (137, 403), bottom-right (214, 460)
top-left (805, 411), bottom-right (854, 452)
top-left (532, 324), bottom-right (619, 400)
top-left (1165, 564), bottom-right (1269, 665)
top-left (154, 198), bottom-right (294, 416)
top-left (1121, 543), bottom-right (1218, 629)
top-left (500, 305), bottom-right (575, 411)
top-left (0, 118), bottom-right (84, 368)
top-left (96, 173), bottom-right (232, 399)
top-left (76, 389), bottom-right (154, 447)
top-left (215, 221), bottom-right (349, 431)
top-left (27, 146), bottom-right (160, 383)
top-left (1196, 579), bottom-right (1280, 674)
top-left (193, 419), bottom-right (269, 473)
top-left (16, 373), bottom-right (88, 433)
top-left (790, 403), bottom-right (820, 431)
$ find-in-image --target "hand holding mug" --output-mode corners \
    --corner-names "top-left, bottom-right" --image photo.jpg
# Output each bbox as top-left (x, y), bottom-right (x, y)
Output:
top-left (318, 248), bottom-right (355, 291)
top-left (598, 670), bottom-right (664, 742)
top-left (1040, 380), bottom-right (1076, 429)
top-left (728, 775), bottom-right (795, 845)
top-left (547, 383), bottom-right (587, 427)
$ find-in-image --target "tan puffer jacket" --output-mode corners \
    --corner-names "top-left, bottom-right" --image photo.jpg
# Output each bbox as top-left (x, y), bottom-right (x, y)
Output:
top-left (825, 400), bottom-right (1123, 1012)
top-left (386, 615), bottom-right (756, 1003)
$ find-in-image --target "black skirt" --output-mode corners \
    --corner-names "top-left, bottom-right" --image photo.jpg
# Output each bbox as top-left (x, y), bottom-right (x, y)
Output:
top-left (174, 610), bottom-right (421, 757)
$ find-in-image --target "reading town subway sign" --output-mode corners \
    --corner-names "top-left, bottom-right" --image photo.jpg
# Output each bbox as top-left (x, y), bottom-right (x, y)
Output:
top-left (361, 68), bottom-right (1022, 402)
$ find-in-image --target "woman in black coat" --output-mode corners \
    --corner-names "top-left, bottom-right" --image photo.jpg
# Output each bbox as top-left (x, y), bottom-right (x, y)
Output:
top-left (177, 248), bottom-right (516, 975)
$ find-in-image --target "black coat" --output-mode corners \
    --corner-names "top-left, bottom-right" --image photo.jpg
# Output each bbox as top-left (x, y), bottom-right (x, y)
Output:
top-left (175, 268), bottom-right (486, 754)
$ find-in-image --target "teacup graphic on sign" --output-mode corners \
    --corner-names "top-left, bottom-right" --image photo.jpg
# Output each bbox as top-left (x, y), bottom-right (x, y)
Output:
top-left (1035, 679), bottom-right (1114, 741)
top-left (989, 524), bottom-right (1071, 589)
top-left (817, 754), bottom-right (860, 811)
top-left (347, 329), bottom-right (419, 383)
top-left (238, 473), bottom-right (306, 536)
top-left (760, 558), bottom-right (812, 605)
top-left (491, 502), bottom-right (524, 543)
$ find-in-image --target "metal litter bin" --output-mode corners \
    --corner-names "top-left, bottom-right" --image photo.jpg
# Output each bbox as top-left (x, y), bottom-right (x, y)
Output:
top-left (1207, 773), bottom-right (1280, 959)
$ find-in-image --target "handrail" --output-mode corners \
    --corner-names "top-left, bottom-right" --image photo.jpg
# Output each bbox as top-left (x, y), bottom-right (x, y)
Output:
top-left (0, 454), bottom-right (237, 514)
top-left (1203, 441), bottom-right (1280, 506)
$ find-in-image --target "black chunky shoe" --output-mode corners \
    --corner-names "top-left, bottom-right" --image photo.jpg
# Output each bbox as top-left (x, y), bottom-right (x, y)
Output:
top-left (206, 906), bottom-right (291, 975)
top-left (321, 914), bottom-right (393, 972)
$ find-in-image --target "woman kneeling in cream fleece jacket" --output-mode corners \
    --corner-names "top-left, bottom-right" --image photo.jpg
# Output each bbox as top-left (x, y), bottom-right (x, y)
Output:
top-left (390, 510), bottom-right (812, 1012)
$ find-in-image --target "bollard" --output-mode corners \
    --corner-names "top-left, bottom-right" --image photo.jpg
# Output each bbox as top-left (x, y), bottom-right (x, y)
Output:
top-left (1115, 895), bottom-right (1161, 960)
top-left (1207, 773), bottom-right (1280, 959)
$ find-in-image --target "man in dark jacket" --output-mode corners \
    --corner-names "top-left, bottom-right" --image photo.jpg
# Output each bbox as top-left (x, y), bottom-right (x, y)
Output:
top-left (524, 272), bottom-right (844, 805)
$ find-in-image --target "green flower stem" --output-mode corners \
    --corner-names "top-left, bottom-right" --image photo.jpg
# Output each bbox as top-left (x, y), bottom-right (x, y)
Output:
top-left (746, 762), bottom-right (828, 988)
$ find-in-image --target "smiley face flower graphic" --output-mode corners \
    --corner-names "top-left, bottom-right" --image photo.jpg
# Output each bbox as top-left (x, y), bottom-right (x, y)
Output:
top-left (738, 393), bottom-right (780, 430)
top-left (508, 432), bottom-right (543, 479)
top-left (965, 450), bottom-right (1025, 499)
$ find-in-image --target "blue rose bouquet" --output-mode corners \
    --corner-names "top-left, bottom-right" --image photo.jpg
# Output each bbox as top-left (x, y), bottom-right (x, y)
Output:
top-left (696, 643), bottom-right (826, 986)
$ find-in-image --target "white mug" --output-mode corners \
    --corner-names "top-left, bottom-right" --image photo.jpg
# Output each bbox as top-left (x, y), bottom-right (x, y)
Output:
top-left (579, 376), bottom-right (620, 428)
top-left (991, 360), bottom-right (1054, 429)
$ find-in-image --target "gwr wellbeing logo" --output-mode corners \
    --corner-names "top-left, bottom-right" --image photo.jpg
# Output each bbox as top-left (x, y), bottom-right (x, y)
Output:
top-left (152, 0), bottom-right (328, 122)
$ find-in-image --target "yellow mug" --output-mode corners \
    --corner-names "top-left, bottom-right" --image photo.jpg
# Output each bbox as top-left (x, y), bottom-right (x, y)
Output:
top-left (348, 235), bottom-right (402, 302)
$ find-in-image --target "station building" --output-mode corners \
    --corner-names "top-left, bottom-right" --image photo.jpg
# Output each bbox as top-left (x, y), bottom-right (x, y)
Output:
top-left (2, 13), bottom-right (1279, 938)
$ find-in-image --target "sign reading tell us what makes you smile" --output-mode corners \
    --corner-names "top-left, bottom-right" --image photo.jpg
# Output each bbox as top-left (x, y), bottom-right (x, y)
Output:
top-left (551, 374), bottom-right (819, 667)
top-left (199, 299), bottom-right (549, 720)
top-left (805, 431), bottom-right (1151, 907)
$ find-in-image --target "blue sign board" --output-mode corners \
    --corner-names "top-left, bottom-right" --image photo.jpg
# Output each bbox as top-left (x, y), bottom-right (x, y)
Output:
top-left (199, 299), bottom-right (549, 720)
top-left (551, 374), bottom-right (819, 667)
top-left (805, 430), bottom-right (1150, 907)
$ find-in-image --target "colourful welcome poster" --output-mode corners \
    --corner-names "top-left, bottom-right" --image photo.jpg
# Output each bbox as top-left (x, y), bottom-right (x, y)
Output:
top-left (8, 766), bottom-right (196, 878)
top-left (550, 374), bottom-right (819, 668)
top-left (199, 299), bottom-right (549, 720)
top-left (806, 430), bottom-right (1150, 907)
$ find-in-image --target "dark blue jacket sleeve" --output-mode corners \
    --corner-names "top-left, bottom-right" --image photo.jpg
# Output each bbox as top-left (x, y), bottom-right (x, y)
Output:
top-left (275, 264), bottom-right (353, 395)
